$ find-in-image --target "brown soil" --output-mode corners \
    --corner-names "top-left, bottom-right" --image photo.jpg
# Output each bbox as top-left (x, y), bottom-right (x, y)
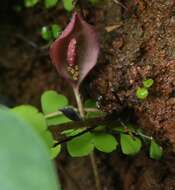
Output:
top-left (0, 0), bottom-right (175, 189)
top-left (92, 0), bottom-right (175, 149)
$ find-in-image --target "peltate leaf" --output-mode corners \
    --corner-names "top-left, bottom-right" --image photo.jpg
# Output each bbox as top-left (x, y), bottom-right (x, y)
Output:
top-left (149, 140), bottom-right (163, 160)
top-left (120, 134), bottom-right (142, 155)
top-left (67, 132), bottom-right (94, 157)
top-left (93, 133), bottom-right (118, 153)
top-left (41, 90), bottom-right (71, 126)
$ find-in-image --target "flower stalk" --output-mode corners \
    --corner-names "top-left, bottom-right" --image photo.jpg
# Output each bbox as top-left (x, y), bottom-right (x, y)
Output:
top-left (73, 87), bottom-right (102, 190)
top-left (49, 11), bottom-right (101, 190)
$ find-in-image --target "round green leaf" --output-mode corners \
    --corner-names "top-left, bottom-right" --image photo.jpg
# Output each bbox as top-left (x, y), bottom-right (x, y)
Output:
top-left (44, 0), bottom-right (58, 8)
top-left (120, 134), bottom-right (142, 155)
top-left (143, 79), bottom-right (154, 88)
top-left (93, 133), bottom-right (118, 153)
top-left (149, 140), bottom-right (163, 160)
top-left (67, 132), bottom-right (94, 157)
top-left (63, 0), bottom-right (74, 11)
top-left (41, 90), bottom-right (71, 126)
top-left (0, 109), bottom-right (60, 190)
top-left (41, 26), bottom-right (52, 41)
top-left (11, 105), bottom-right (47, 132)
top-left (51, 24), bottom-right (61, 39)
top-left (11, 105), bottom-right (55, 150)
top-left (136, 87), bottom-right (149, 100)
top-left (41, 90), bottom-right (68, 113)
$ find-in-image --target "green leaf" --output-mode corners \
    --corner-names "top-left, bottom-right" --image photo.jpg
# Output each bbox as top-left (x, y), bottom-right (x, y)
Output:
top-left (85, 99), bottom-right (105, 118)
top-left (41, 90), bottom-right (71, 126)
top-left (93, 133), bottom-right (118, 153)
top-left (11, 105), bottom-right (55, 150)
top-left (61, 129), bottom-right (74, 135)
top-left (120, 134), bottom-right (142, 155)
top-left (44, 0), bottom-right (58, 8)
top-left (0, 109), bottom-right (60, 190)
top-left (93, 125), bottom-right (106, 132)
top-left (51, 24), bottom-right (61, 39)
top-left (41, 90), bottom-right (68, 113)
top-left (67, 132), bottom-right (94, 157)
top-left (0, 104), bottom-right (8, 110)
top-left (84, 99), bottom-right (96, 108)
top-left (47, 115), bottom-right (71, 126)
top-left (61, 128), bottom-right (85, 137)
top-left (11, 105), bottom-right (47, 132)
top-left (113, 125), bottom-right (125, 133)
top-left (149, 140), bottom-right (163, 160)
top-left (63, 0), bottom-right (74, 11)
top-left (143, 79), bottom-right (154, 88)
top-left (42, 131), bottom-right (54, 147)
top-left (41, 26), bottom-right (52, 41)
top-left (24, 0), bottom-right (39, 7)
top-left (136, 87), bottom-right (149, 100)
top-left (51, 145), bottom-right (61, 159)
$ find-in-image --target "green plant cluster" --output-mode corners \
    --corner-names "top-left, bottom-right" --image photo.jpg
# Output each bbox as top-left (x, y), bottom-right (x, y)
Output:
top-left (15, 0), bottom-right (103, 44)
top-left (41, 24), bottom-right (61, 41)
top-left (24, 0), bottom-right (74, 10)
top-left (23, 0), bottom-right (101, 10)
top-left (9, 90), bottom-right (162, 160)
top-left (136, 78), bottom-right (154, 100)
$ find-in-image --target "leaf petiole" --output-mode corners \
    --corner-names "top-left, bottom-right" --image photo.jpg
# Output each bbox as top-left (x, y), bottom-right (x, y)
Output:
top-left (44, 107), bottom-right (101, 119)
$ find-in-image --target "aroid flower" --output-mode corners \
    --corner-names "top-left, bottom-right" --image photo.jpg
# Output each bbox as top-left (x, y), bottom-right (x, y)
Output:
top-left (49, 12), bottom-right (100, 90)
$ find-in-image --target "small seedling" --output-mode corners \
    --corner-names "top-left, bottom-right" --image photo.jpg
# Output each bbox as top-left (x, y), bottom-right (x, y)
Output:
top-left (143, 78), bottom-right (154, 88)
top-left (136, 87), bottom-right (149, 100)
top-left (41, 24), bottom-right (61, 42)
top-left (24, 0), bottom-right (102, 10)
top-left (150, 139), bottom-right (163, 160)
top-left (136, 78), bottom-right (154, 100)
top-left (24, 0), bottom-right (75, 11)
top-left (41, 26), bottom-right (52, 41)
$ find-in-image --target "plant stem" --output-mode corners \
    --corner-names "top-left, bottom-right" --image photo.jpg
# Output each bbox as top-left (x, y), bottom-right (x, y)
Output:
top-left (119, 120), bottom-right (153, 141)
top-left (89, 152), bottom-right (102, 190)
top-left (73, 87), bottom-right (102, 190)
top-left (113, 0), bottom-right (128, 10)
top-left (54, 125), bottom-right (99, 146)
top-left (73, 88), bottom-right (85, 118)
top-left (136, 131), bottom-right (153, 141)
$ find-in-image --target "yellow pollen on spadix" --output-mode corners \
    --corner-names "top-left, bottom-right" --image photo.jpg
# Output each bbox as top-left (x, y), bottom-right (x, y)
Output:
top-left (67, 65), bottom-right (79, 81)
